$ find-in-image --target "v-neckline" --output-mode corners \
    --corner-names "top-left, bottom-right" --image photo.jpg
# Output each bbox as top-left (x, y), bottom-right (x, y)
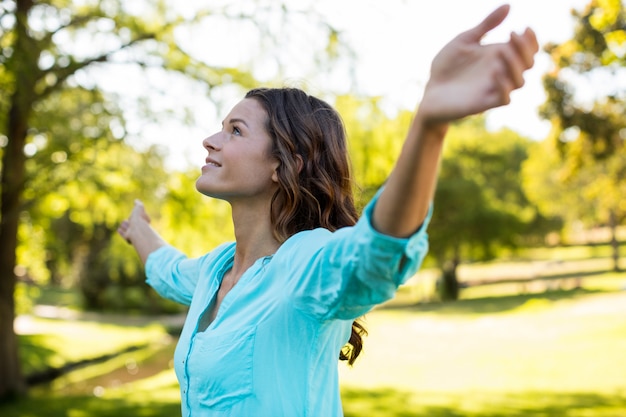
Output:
top-left (196, 253), bottom-right (273, 332)
top-left (196, 255), bottom-right (234, 332)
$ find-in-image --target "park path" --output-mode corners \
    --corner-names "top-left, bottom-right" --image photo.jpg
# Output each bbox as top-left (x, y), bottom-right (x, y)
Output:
top-left (15, 305), bottom-right (187, 335)
top-left (16, 289), bottom-right (626, 334)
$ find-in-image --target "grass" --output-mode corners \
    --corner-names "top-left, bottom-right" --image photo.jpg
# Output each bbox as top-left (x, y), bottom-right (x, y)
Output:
top-left (3, 249), bottom-right (626, 417)
top-left (2, 390), bottom-right (182, 417)
top-left (341, 389), bottom-right (626, 417)
top-left (17, 318), bottom-right (168, 376)
top-left (340, 288), bottom-right (626, 417)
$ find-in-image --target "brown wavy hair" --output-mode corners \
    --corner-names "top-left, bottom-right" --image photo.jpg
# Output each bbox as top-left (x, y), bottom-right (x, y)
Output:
top-left (245, 87), bottom-right (366, 365)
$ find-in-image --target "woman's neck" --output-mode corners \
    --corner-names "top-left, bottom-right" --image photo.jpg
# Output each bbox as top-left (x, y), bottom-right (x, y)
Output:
top-left (229, 202), bottom-right (281, 276)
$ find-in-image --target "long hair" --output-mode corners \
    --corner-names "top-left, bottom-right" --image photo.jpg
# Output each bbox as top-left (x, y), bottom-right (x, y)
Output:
top-left (245, 87), bottom-right (366, 365)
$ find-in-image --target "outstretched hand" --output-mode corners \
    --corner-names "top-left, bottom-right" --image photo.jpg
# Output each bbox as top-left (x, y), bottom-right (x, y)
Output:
top-left (372, 5), bottom-right (538, 238)
top-left (419, 4), bottom-right (539, 124)
top-left (117, 200), bottom-right (151, 244)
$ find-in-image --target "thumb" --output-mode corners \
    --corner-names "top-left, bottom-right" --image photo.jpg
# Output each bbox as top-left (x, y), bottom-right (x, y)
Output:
top-left (133, 199), bottom-right (151, 223)
top-left (463, 4), bottom-right (510, 41)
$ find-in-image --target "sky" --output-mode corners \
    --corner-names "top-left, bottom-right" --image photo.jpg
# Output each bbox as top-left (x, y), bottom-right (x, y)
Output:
top-left (317, 0), bottom-right (592, 132)
top-left (122, 0), bottom-right (593, 170)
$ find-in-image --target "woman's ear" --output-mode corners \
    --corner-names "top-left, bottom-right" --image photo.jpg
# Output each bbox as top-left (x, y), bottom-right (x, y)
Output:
top-left (271, 154), bottom-right (303, 183)
top-left (294, 154), bottom-right (304, 174)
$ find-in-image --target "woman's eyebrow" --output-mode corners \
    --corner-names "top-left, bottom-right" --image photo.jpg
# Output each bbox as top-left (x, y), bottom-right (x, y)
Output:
top-left (222, 118), bottom-right (249, 128)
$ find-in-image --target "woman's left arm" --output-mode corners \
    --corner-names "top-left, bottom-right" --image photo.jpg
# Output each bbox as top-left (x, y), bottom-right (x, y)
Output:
top-left (373, 5), bottom-right (539, 238)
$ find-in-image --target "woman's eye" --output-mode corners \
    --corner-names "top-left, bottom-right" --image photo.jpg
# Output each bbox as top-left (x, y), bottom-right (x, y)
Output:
top-left (233, 126), bottom-right (241, 135)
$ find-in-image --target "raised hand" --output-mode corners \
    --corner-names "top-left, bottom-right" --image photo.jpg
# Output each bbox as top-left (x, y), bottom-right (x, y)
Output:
top-left (419, 4), bottom-right (539, 124)
top-left (117, 199), bottom-right (151, 244)
top-left (372, 5), bottom-right (538, 238)
top-left (117, 199), bottom-right (166, 265)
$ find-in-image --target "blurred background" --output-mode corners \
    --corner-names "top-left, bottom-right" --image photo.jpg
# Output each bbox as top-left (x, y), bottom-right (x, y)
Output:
top-left (1, 0), bottom-right (625, 415)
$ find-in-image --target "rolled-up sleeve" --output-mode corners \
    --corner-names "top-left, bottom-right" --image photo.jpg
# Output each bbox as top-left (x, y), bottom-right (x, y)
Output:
top-left (145, 245), bottom-right (202, 306)
top-left (291, 191), bottom-right (432, 321)
top-left (333, 196), bottom-right (431, 319)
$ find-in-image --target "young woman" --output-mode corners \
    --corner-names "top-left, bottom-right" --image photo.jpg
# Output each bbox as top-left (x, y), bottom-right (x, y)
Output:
top-left (118, 5), bottom-right (538, 416)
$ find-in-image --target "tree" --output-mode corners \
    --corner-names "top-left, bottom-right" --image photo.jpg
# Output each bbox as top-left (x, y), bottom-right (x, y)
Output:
top-left (23, 102), bottom-right (235, 311)
top-left (0, 0), bottom-right (345, 400)
top-left (522, 135), bottom-right (626, 243)
top-left (539, 0), bottom-right (626, 270)
top-left (338, 97), bottom-right (552, 301)
top-left (16, 85), bottom-right (141, 285)
top-left (428, 117), bottom-right (552, 300)
top-left (335, 95), bottom-right (413, 208)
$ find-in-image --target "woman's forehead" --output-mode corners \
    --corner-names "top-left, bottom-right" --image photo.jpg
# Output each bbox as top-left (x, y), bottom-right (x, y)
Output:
top-left (223, 98), bottom-right (267, 125)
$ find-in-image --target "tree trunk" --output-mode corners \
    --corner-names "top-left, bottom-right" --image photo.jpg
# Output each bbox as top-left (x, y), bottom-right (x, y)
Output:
top-left (0, 102), bottom-right (29, 400)
top-left (0, 0), bottom-right (39, 400)
top-left (79, 230), bottom-right (113, 310)
top-left (438, 249), bottom-right (461, 301)
top-left (609, 209), bottom-right (620, 272)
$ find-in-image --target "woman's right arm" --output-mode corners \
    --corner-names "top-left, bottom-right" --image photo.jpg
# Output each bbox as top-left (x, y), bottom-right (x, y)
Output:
top-left (118, 199), bottom-right (200, 305)
top-left (117, 200), bottom-right (168, 266)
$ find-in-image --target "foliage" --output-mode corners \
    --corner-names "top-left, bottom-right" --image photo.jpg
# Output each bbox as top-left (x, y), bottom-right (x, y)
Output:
top-left (523, 137), bottom-right (626, 230)
top-left (0, 0), bottom-right (349, 283)
top-left (0, 0), bottom-right (349, 398)
top-left (538, 0), bottom-right (626, 226)
top-left (527, 0), bottom-right (625, 271)
top-left (428, 117), bottom-right (555, 299)
top-left (13, 86), bottom-right (233, 312)
top-left (433, 118), bottom-right (537, 255)
top-left (337, 97), bottom-right (554, 300)
top-left (13, 85), bottom-right (169, 310)
top-left (335, 95), bottom-right (413, 208)
top-left (156, 170), bottom-right (234, 258)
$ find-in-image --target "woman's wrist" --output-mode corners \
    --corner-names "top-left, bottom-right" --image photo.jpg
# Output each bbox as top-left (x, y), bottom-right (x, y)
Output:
top-left (412, 107), bottom-right (449, 142)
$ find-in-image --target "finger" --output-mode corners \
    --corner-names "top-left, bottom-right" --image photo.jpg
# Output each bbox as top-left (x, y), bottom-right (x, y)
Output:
top-left (510, 29), bottom-right (538, 69)
top-left (141, 208), bottom-right (151, 223)
top-left (494, 69), bottom-right (515, 106)
top-left (118, 231), bottom-right (132, 244)
top-left (117, 221), bottom-right (131, 243)
top-left (118, 220), bottom-right (128, 235)
top-left (499, 42), bottom-right (527, 89)
top-left (464, 4), bottom-right (510, 42)
top-left (132, 199), bottom-right (151, 223)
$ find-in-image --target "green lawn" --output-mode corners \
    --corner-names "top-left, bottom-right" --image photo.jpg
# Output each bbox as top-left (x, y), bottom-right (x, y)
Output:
top-left (340, 289), bottom-right (626, 416)
top-left (3, 271), bottom-right (626, 416)
top-left (18, 318), bottom-right (167, 376)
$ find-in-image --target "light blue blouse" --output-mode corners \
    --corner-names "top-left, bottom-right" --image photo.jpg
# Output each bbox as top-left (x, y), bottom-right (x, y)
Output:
top-left (145, 194), bottom-right (431, 416)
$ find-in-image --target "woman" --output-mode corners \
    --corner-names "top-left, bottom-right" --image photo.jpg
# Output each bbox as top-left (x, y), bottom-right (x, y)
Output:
top-left (118, 5), bottom-right (538, 416)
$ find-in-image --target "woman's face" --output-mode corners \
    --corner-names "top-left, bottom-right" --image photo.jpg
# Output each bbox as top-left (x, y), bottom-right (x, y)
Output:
top-left (196, 98), bottom-right (279, 204)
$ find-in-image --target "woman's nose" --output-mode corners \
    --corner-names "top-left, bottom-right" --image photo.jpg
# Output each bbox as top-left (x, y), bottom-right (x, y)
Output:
top-left (203, 132), bottom-right (223, 151)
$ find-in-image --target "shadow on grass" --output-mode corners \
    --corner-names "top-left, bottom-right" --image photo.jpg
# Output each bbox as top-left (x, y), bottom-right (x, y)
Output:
top-left (342, 386), bottom-right (626, 417)
top-left (3, 385), bottom-right (625, 417)
top-left (0, 395), bottom-right (181, 417)
top-left (383, 288), bottom-right (609, 315)
top-left (19, 335), bottom-right (59, 375)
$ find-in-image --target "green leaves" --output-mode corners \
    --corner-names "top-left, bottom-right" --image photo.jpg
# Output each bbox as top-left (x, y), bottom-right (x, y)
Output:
top-left (2, 0), bottom-right (348, 298)
top-left (430, 118), bottom-right (540, 264)
top-left (537, 0), bottom-right (626, 230)
top-left (337, 96), bottom-right (544, 271)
